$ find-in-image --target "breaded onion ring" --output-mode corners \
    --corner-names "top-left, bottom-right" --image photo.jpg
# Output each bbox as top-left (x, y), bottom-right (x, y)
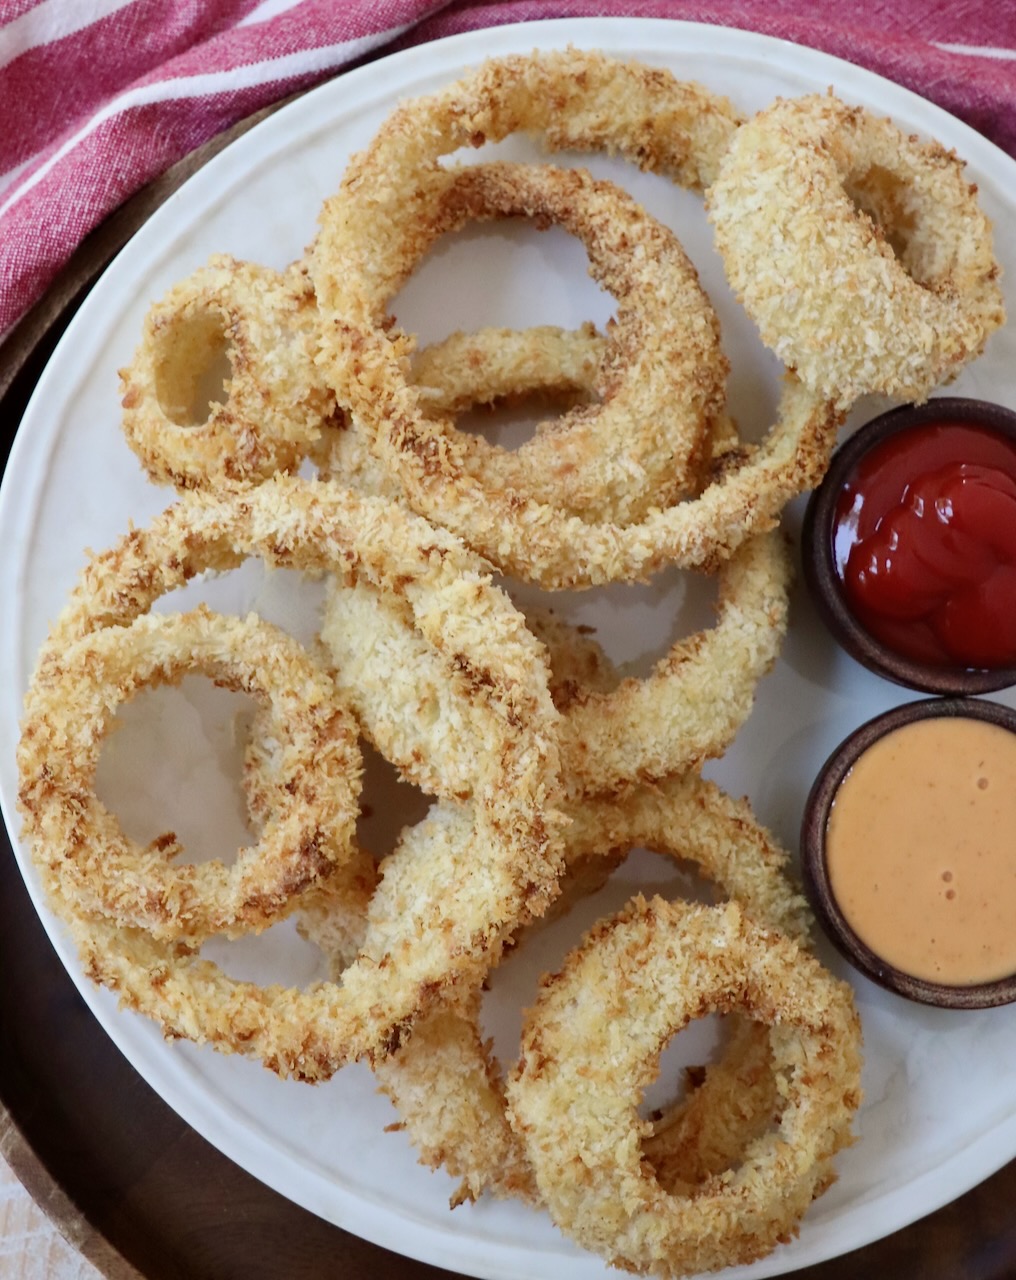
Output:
top-left (64, 801), bottom-right (527, 1082)
top-left (506, 897), bottom-right (861, 1276)
top-left (315, 322), bottom-right (607, 501)
top-left (320, 322), bottom-right (743, 507)
top-left (313, 48), bottom-right (841, 587)
top-left (449, 48), bottom-right (744, 191)
top-left (365, 774), bottom-right (813, 1207)
top-left (120, 256), bottom-right (334, 489)
top-left (25, 477), bottom-right (563, 1077)
top-left (708, 94), bottom-right (1005, 407)
top-left (18, 608), bottom-right (360, 942)
top-left (320, 289), bottom-right (838, 587)
top-left (557, 530), bottom-right (789, 793)
top-left (411, 322), bottom-right (605, 417)
top-left (320, 528), bottom-right (789, 800)
top-left (316, 159), bottom-right (728, 522)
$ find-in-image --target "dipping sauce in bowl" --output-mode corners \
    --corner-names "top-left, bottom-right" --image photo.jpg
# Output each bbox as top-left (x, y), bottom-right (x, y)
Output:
top-left (803, 398), bottom-right (1016, 694)
top-left (801, 697), bottom-right (1016, 1008)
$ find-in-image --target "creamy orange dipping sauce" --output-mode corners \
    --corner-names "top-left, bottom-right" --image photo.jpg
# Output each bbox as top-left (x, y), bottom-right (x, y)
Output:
top-left (826, 715), bottom-right (1016, 986)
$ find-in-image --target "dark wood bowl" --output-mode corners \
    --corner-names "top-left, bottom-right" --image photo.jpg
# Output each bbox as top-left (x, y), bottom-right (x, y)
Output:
top-left (801, 397), bottom-right (1016, 695)
top-left (800, 696), bottom-right (1016, 1009)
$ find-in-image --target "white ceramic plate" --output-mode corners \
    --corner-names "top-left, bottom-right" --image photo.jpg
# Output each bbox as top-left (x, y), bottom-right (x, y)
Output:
top-left (2, 17), bottom-right (1016, 1280)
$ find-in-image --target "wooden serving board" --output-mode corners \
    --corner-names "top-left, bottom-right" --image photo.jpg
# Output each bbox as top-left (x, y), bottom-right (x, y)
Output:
top-left (2, 91), bottom-right (1015, 1280)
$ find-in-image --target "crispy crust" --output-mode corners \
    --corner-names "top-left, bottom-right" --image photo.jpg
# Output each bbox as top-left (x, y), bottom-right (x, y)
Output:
top-left (317, 311), bottom-right (839, 586)
top-left (320, 528), bottom-right (789, 800)
top-left (558, 529), bottom-right (789, 794)
top-left (24, 478), bottom-right (564, 1078)
top-left (333, 774), bottom-right (813, 1207)
top-left (315, 159), bottom-right (728, 522)
top-left (708, 94), bottom-right (1005, 406)
top-left (428, 47), bottom-right (745, 191)
top-left (411, 323), bottom-right (605, 417)
top-left (120, 256), bottom-right (335, 489)
top-left (506, 897), bottom-right (862, 1276)
top-left (18, 608), bottom-right (360, 941)
top-left (312, 47), bottom-right (843, 588)
top-left (320, 323), bottom-right (742, 509)
top-left (315, 322), bottom-right (607, 497)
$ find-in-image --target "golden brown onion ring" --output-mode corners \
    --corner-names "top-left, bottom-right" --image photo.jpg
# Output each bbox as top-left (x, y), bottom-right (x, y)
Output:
top-left (64, 801), bottom-right (529, 1082)
top-left (411, 322), bottom-right (605, 418)
top-left (557, 529), bottom-right (789, 794)
top-left (506, 897), bottom-right (862, 1276)
top-left (304, 773), bottom-right (812, 1207)
top-left (316, 322), bottom-right (605, 503)
top-left (313, 48), bottom-right (841, 587)
top-left (28, 478), bottom-right (563, 1077)
top-left (708, 94), bottom-right (1005, 407)
top-left (318, 236), bottom-right (838, 588)
top-left (316, 159), bottom-right (728, 522)
top-left (319, 322), bottom-right (743, 512)
top-left (320, 528), bottom-right (789, 801)
top-left (120, 256), bottom-right (334, 489)
top-left (334, 48), bottom-right (744, 202)
top-left (18, 607), bottom-right (360, 942)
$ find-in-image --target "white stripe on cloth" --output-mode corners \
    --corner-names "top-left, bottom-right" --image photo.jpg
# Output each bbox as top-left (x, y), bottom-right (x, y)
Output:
top-left (237, 0), bottom-right (312, 27)
top-left (0, 20), bottom-right (414, 218)
top-left (0, 0), bottom-right (140, 71)
top-left (932, 42), bottom-right (1016, 60)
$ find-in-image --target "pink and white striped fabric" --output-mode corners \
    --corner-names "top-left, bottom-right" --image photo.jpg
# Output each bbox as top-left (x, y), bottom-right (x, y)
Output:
top-left (1, 0), bottom-right (1014, 341)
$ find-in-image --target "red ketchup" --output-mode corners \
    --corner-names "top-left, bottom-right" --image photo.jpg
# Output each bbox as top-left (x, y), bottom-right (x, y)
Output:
top-left (833, 422), bottom-right (1016, 669)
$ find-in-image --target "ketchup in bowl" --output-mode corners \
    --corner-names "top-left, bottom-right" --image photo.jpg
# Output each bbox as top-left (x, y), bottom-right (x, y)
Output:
top-left (835, 423), bottom-right (1016, 667)
top-left (803, 399), bottom-right (1016, 694)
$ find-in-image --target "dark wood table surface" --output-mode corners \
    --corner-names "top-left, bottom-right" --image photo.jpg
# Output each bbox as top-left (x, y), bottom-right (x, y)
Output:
top-left (2, 90), bottom-right (1016, 1280)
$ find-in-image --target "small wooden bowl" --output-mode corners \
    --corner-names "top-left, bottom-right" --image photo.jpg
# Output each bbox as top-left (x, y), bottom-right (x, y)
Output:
top-left (800, 696), bottom-right (1016, 1009)
top-left (801, 397), bottom-right (1016, 695)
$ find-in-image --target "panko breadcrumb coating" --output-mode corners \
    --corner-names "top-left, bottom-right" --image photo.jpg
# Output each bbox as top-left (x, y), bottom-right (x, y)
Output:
top-left (18, 608), bottom-right (360, 942)
top-left (708, 94), bottom-right (1005, 407)
top-left (20, 478), bottom-right (565, 1078)
top-left (316, 158), bottom-right (729, 523)
top-left (410, 323), bottom-right (604, 417)
top-left (507, 897), bottom-right (862, 1277)
top-left (321, 528), bottom-right (789, 801)
top-left (365, 775), bottom-right (814, 1209)
top-left (120, 256), bottom-right (335, 489)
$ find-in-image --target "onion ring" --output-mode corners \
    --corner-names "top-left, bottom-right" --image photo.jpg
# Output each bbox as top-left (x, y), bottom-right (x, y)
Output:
top-left (320, 527), bottom-right (789, 800)
top-left (311, 774), bottom-right (811, 1207)
top-left (456, 48), bottom-right (743, 190)
top-left (24, 477), bottom-right (563, 1078)
top-left (319, 286), bottom-right (838, 586)
top-left (411, 322), bottom-right (605, 418)
top-left (707, 94), bottom-right (1005, 407)
top-left (313, 44), bottom-right (748, 513)
top-left (315, 158), bottom-right (728, 522)
top-left (316, 322), bottom-right (607, 502)
top-left (18, 607), bottom-right (360, 942)
top-left (506, 896), bottom-right (861, 1275)
top-left (119, 256), bottom-right (334, 490)
top-left (321, 318), bottom-right (743, 506)
top-left (313, 48), bottom-right (841, 587)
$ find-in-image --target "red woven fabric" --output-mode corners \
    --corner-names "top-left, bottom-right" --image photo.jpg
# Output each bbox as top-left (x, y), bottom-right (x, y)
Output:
top-left (1, 0), bottom-right (1013, 339)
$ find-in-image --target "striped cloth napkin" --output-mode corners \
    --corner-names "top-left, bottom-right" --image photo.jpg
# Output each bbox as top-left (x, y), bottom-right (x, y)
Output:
top-left (1, 0), bottom-right (1014, 342)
